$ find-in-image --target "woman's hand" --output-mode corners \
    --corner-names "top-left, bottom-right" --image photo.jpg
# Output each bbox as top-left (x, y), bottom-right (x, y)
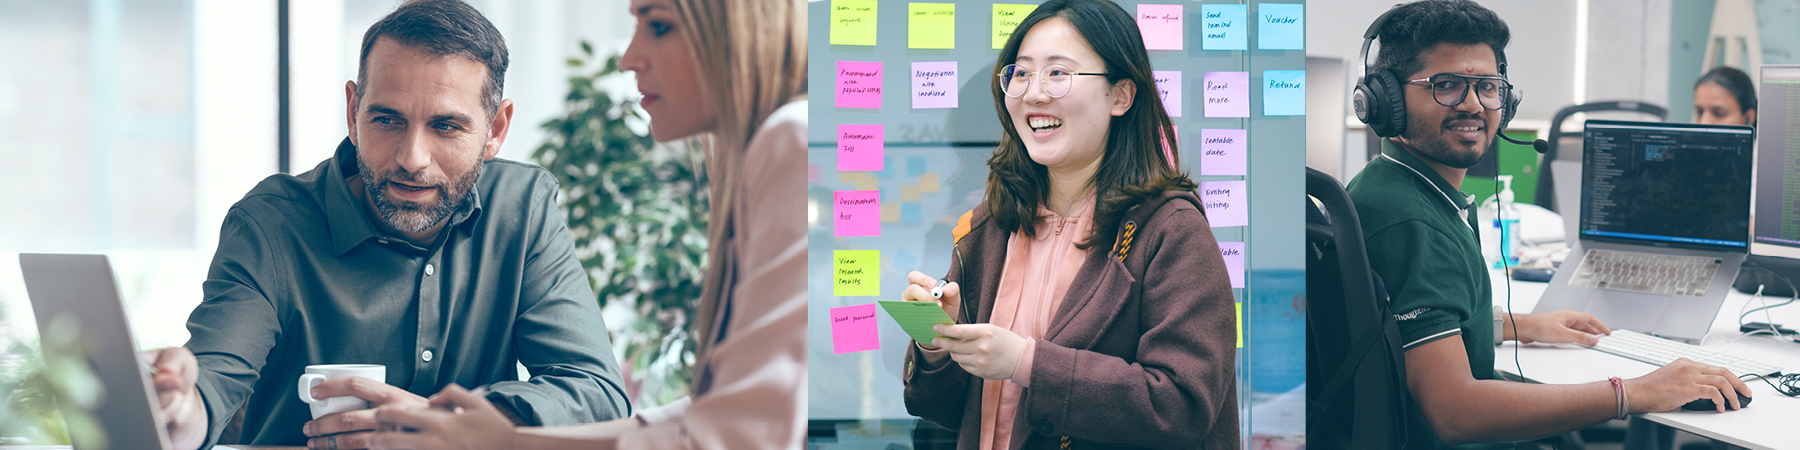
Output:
top-left (903, 271), bottom-right (961, 348)
top-left (932, 324), bottom-right (1027, 380)
top-left (370, 384), bottom-right (520, 450)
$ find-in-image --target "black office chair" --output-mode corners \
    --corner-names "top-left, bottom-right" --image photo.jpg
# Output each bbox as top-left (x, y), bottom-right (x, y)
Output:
top-left (1534, 101), bottom-right (1669, 212)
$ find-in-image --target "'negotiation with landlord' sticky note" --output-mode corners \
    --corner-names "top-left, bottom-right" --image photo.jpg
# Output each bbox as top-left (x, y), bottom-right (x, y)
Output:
top-left (1201, 180), bottom-right (1248, 227)
top-left (834, 250), bottom-right (880, 296)
top-left (835, 190), bottom-right (880, 236)
top-left (912, 61), bottom-right (958, 109)
top-left (909, 3), bottom-right (956, 49)
top-left (992, 4), bottom-right (1037, 49)
top-left (830, 0), bottom-right (877, 46)
top-left (830, 304), bottom-right (880, 353)
top-left (838, 125), bottom-right (883, 171)
top-left (1136, 4), bottom-right (1184, 51)
top-left (1257, 3), bottom-right (1304, 50)
top-left (1263, 70), bottom-right (1306, 116)
top-left (1219, 241), bottom-right (1246, 288)
top-left (1201, 4), bottom-right (1246, 50)
top-left (1154, 70), bottom-right (1181, 117)
top-left (1199, 129), bottom-right (1247, 176)
top-left (1203, 72), bottom-right (1249, 118)
top-left (837, 61), bottom-right (883, 109)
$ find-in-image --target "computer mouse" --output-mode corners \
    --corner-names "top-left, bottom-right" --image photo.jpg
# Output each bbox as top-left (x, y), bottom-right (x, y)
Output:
top-left (1680, 392), bottom-right (1752, 411)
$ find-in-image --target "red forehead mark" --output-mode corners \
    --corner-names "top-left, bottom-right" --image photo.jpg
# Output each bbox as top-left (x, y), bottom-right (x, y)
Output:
top-left (1465, 68), bottom-right (1474, 74)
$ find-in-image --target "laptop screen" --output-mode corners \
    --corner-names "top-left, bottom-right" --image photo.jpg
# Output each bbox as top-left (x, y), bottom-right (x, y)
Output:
top-left (1578, 120), bottom-right (1754, 249)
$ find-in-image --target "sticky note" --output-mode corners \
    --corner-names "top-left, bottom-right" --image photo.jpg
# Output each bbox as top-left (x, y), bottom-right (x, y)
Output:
top-left (1263, 70), bottom-right (1306, 116)
top-left (992, 4), bottom-right (1037, 49)
top-left (833, 250), bottom-right (881, 296)
top-left (837, 61), bottom-right (883, 109)
top-left (1153, 71), bottom-right (1182, 117)
top-left (1203, 72), bottom-right (1250, 118)
top-left (808, 163), bottom-right (821, 183)
top-left (918, 173), bottom-right (941, 193)
top-left (1236, 302), bottom-right (1244, 348)
top-left (1159, 125), bottom-right (1178, 167)
top-left (901, 185), bottom-right (922, 202)
top-left (838, 125), bottom-right (884, 172)
top-left (901, 203), bottom-right (923, 224)
top-left (879, 300), bottom-right (956, 343)
top-left (907, 157), bottom-right (928, 177)
top-left (1136, 4), bottom-right (1184, 51)
top-left (912, 61), bottom-right (958, 109)
top-left (882, 202), bottom-right (901, 223)
top-left (909, 3), bottom-right (956, 49)
top-left (854, 173), bottom-right (880, 191)
top-left (1201, 180), bottom-right (1248, 227)
top-left (1257, 3), bottom-right (1305, 50)
top-left (1200, 4), bottom-right (1247, 51)
top-left (1199, 129), bottom-right (1247, 176)
top-left (830, 0), bottom-right (878, 46)
top-left (1219, 241), bottom-right (1246, 288)
top-left (835, 190), bottom-right (881, 237)
top-left (831, 304), bottom-right (881, 353)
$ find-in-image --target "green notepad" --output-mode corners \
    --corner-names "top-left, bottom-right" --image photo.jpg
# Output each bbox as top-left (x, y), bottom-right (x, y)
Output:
top-left (878, 301), bottom-right (956, 343)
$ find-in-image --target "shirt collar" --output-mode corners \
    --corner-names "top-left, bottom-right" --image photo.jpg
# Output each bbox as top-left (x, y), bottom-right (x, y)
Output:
top-left (320, 138), bottom-right (485, 256)
top-left (1379, 139), bottom-right (1475, 213)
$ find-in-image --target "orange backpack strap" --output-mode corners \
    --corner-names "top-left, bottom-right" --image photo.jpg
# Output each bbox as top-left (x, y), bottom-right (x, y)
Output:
top-left (952, 208), bottom-right (975, 245)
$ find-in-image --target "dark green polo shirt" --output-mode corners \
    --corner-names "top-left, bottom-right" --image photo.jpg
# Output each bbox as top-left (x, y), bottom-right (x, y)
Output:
top-left (1347, 140), bottom-right (1504, 450)
top-left (186, 138), bottom-right (630, 447)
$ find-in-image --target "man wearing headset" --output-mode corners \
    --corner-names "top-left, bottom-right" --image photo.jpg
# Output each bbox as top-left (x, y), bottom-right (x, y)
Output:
top-left (1344, 1), bottom-right (1753, 448)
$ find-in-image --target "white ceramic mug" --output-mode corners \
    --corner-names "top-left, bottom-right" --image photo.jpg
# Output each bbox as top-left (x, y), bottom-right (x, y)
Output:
top-left (297, 364), bottom-right (387, 419)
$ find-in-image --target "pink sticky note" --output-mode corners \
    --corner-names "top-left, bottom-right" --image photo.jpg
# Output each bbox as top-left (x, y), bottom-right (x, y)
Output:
top-left (1159, 125), bottom-right (1178, 167)
top-left (831, 304), bottom-right (881, 354)
top-left (1203, 71), bottom-right (1250, 118)
top-left (838, 125), bottom-right (884, 171)
top-left (1199, 129), bottom-right (1247, 176)
top-left (837, 61), bottom-right (884, 109)
top-left (1154, 70), bottom-right (1181, 117)
top-left (912, 61), bottom-right (958, 109)
top-left (1218, 242), bottom-right (1246, 288)
top-left (1201, 180), bottom-right (1248, 227)
top-left (1136, 4), bottom-right (1184, 51)
top-left (808, 163), bottom-right (821, 183)
top-left (834, 190), bottom-right (881, 236)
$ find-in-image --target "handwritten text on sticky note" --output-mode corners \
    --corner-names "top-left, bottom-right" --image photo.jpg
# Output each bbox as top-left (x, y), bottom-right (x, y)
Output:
top-left (992, 4), bottom-right (1037, 49)
top-left (1199, 129), bottom-right (1247, 176)
top-left (912, 61), bottom-right (958, 109)
top-left (830, 0), bottom-right (878, 46)
top-left (1202, 180), bottom-right (1248, 227)
top-left (833, 250), bottom-right (881, 296)
top-left (830, 304), bottom-right (880, 353)
top-left (1136, 4), bottom-right (1184, 51)
top-left (1257, 3), bottom-right (1305, 50)
top-left (909, 3), bottom-right (956, 49)
top-left (1201, 4), bottom-right (1247, 50)
top-left (838, 125), bottom-right (884, 172)
top-left (1154, 71), bottom-right (1182, 117)
top-left (1263, 70), bottom-right (1306, 116)
top-left (1203, 72), bottom-right (1250, 118)
top-left (835, 190), bottom-right (881, 236)
top-left (837, 61), bottom-right (883, 109)
top-left (1219, 241), bottom-right (1246, 288)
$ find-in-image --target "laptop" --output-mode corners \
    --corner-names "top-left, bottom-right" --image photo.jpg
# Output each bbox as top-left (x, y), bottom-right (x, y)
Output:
top-left (20, 253), bottom-right (174, 450)
top-left (1533, 120), bottom-right (1756, 343)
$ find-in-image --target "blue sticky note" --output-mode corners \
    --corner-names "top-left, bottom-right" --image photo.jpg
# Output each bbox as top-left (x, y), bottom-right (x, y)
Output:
top-left (1200, 5), bottom-right (1246, 51)
top-left (901, 203), bottom-right (923, 224)
top-left (907, 157), bottom-right (928, 177)
top-left (1263, 70), bottom-right (1305, 116)
top-left (875, 158), bottom-right (896, 178)
top-left (1256, 3), bottom-right (1304, 50)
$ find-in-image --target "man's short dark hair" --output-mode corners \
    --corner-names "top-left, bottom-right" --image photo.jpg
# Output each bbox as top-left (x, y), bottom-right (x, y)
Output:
top-left (355, 0), bottom-right (509, 117)
top-left (1373, 0), bottom-right (1510, 79)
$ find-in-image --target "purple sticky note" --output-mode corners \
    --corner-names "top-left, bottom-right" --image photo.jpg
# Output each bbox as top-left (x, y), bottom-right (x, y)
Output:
top-left (1199, 129), bottom-right (1247, 176)
top-left (1218, 242), bottom-right (1246, 288)
top-left (1201, 180), bottom-right (1248, 227)
top-left (1136, 4), bottom-right (1184, 51)
top-left (838, 125), bottom-right (884, 171)
top-left (1203, 71), bottom-right (1250, 118)
top-left (834, 190), bottom-right (881, 236)
top-left (912, 61), bottom-right (958, 109)
top-left (837, 61), bottom-right (883, 109)
top-left (1154, 70), bottom-right (1181, 117)
top-left (831, 304), bottom-right (881, 354)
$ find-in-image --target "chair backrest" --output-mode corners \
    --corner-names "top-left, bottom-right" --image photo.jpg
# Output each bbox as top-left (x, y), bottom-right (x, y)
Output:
top-left (1534, 101), bottom-right (1668, 212)
top-left (1304, 168), bottom-right (1413, 450)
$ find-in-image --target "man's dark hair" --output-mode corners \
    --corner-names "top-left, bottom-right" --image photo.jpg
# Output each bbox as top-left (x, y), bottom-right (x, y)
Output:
top-left (1373, 0), bottom-right (1510, 78)
top-left (355, 0), bottom-right (509, 117)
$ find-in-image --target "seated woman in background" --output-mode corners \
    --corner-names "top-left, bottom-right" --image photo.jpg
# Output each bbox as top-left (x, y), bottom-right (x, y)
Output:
top-left (1694, 66), bottom-right (1756, 126)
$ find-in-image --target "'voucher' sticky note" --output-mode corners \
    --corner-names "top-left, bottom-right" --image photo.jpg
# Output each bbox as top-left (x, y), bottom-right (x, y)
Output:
top-left (1200, 4), bottom-right (1247, 50)
top-left (1263, 70), bottom-right (1306, 116)
top-left (830, 0), bottom-right (878, 46)
top-left (1201, 180), bottom-right (1248, 227)
top-left (1219, 241), bottom-right (1246, 288)
top-left (835, 190), bottom-right (881, 236)
top-left (912, 61), bottom-right (958, 109)
top-left (837, 125), bottom-right (884, 171)
top-left (830, 304), bottom-right (880, 353)
top-left (1154, 70), bottom-right (1182, 117)
top-left (1199, 129), bottom-right (1247, 176)
top-left (1203, 71), bottom-right (1250, 118)
top-left (836, 61), bottom-right (883, 109)
top-left (879, 300), bottom-right (956, 343)
top-left (833, 250), bottom-right (880, 296)
top-left (1136, 4), bottom-right (1184, 51)
top-left (992, 4), bottom-right (1037, 49)
top-left (909, 3), bottom-right (956, 49)
top-left (1257, 3), bottom-right (1305, 50)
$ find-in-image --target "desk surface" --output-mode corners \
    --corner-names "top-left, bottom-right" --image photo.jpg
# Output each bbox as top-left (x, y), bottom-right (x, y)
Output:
top-left (1491, 270), bottom-right (1800, 450)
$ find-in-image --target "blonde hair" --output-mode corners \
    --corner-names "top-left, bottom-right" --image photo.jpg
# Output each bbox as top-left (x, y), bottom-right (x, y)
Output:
top-left (671, 0), bottom-right (807, 362)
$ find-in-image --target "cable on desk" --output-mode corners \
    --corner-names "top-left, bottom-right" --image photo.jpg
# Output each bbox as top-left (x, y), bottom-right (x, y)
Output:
top-left (1734, 264), bottom-right (1797, 342)
top-left (1740, 372), bottom-right (1800, 397)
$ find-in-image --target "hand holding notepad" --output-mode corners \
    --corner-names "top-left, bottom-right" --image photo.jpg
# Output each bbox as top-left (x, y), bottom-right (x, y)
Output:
top-left (879, 300), bottom-right (957, 343)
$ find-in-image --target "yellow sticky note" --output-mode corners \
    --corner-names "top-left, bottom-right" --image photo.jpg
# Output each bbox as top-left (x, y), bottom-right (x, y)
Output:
top-left (831, 0), bottom-right (878, 46)
top-left (909, 3), bottom-right (956, 49)
top-left (918, 173), bottom-right (941, 193)
top-left (882, 202), bottom-right (901, 223)
top-left (1236, 302), bottom-right (1244, 348)
top-left (901, 185), bottom-right (922, 202)
top-left (833, 250), bottom-right (881, 296)
top-left (853, 173), bottom-right (880, 191)
top-left (839, 171), bottom-right (857, 183)
top-left (992, 4), bottom-right (1038, 49)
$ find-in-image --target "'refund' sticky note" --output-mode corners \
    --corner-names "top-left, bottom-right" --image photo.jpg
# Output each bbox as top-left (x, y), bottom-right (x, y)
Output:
top-left (1200, 4), bottom-right (1247, 50)
top-left (835, 190), bottom-right (881, 236)
top-left (992, 4), bottom-right (1037, 49)
top-left (909, 3), bottom-right (956, 49)
top-left (833, 250), bottom-right (880, 296)
top-left (1199, 129), bottom-right (1247, 176)
top-left (1218, 241), bottom-right (1246, 288)
top-left (1136, 4), bottom-right (1184, 51)
top-left (836, 61), bottom-right (883, 109)
top-left (1236, 302), bottom-right (1244, 348)
top-left (830, 304), bottom-right (880, 353)
top-left (879, 300), bottom-right (956, 343)
top-left (1201, 180), bottom-right (1248, 227)
top-left (912, 61), bottom-right (958, 109)
top-left (1203, 71), bottom-right (1250, 118)
top-left (1263, 70), bottom-right (1306, 116)
top-left (830, 0), bottom-right (878, 46)
top-left (1257, 3), bottom-right (1305, 50)
top-left (1153, 70), bottom-right (1181, 117)
top-left (837, 125), bottom-right (884, 171)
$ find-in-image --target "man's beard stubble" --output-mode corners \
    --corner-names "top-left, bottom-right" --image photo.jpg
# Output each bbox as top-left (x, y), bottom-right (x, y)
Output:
top-left (1403, 112), bottom-right (1491, 169)
top-left (357, 156), bottom-right (483, 233)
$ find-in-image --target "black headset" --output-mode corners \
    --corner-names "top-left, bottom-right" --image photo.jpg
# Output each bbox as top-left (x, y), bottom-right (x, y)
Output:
top-left (1352, 4), bottom-right (1546, 153)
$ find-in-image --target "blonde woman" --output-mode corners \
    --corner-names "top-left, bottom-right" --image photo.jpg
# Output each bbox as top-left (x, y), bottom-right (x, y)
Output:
top-left (369, 0), bottom-right (806, 448)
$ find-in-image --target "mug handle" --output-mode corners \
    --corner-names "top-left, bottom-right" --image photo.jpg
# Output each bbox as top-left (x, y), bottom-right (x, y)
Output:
top-left (298, 373), bottom-right (326, 404)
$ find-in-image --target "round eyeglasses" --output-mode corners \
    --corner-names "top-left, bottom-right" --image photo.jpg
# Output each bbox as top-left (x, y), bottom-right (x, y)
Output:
top-left (1405, 73), bottom-right (1512, 110)
top-left (997, 64), bottom-right (1109, 98)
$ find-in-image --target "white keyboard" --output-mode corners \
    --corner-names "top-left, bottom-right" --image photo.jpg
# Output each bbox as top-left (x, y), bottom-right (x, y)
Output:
top-left (1568, 249), bottom-right (1720, 297)
top-left (1586, 330), bottom-right (1782, 377)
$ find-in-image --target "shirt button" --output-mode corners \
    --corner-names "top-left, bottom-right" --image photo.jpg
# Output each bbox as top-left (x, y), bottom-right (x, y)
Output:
top-left (425, 264), bottom-right (435, 276)
top-left (421, 350), bottom-right (434, 362)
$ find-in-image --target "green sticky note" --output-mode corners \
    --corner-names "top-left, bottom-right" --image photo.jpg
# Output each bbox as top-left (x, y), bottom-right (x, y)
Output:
top-left (992, 4), bottom-right (1037, 49)
top-left (833, 250), bottom-right (880, 296)
top-left (880, 301), bottom-right (955, 343)
top-left (1236, 302), bottom-right (1244, 348)
top-left (909, 3), bottom-right (956, 49)
top-left (831, 0), bottom-right (878, 46)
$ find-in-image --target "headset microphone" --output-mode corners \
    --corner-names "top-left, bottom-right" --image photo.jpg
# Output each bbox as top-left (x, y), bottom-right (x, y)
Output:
top-left (1499, 133), bottom-right (1549, 154)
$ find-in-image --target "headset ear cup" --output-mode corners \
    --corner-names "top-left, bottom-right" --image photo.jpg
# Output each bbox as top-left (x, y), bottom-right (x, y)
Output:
top-left (1365, 69), bottom-right (1407, 137)
top-left (1501, 87), bottom-right (1523, 130)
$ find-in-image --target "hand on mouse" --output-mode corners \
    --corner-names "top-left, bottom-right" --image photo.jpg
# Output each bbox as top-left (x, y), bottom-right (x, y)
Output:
top-left (1627, 358), bottom-right (1752, 413)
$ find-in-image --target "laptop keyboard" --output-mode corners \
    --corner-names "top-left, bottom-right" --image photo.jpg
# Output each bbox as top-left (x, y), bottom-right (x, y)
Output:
top-left (1587, 329), bottom-right (1783, 377)
top-left (1567, 249), bottom-right (1720, 297)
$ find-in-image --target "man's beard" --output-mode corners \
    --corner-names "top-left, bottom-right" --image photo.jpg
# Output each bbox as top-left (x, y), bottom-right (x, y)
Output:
top-left (1404, 112), bottom-right (1490, 169)
top-left (357, 156), bottom-right (483, 233)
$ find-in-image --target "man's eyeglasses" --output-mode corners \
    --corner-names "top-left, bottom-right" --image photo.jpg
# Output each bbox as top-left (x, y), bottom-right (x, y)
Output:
top-left (1405, 73), bottom-right (1512, 110)
top-left (997, 64), bottom-right (1108, 98)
